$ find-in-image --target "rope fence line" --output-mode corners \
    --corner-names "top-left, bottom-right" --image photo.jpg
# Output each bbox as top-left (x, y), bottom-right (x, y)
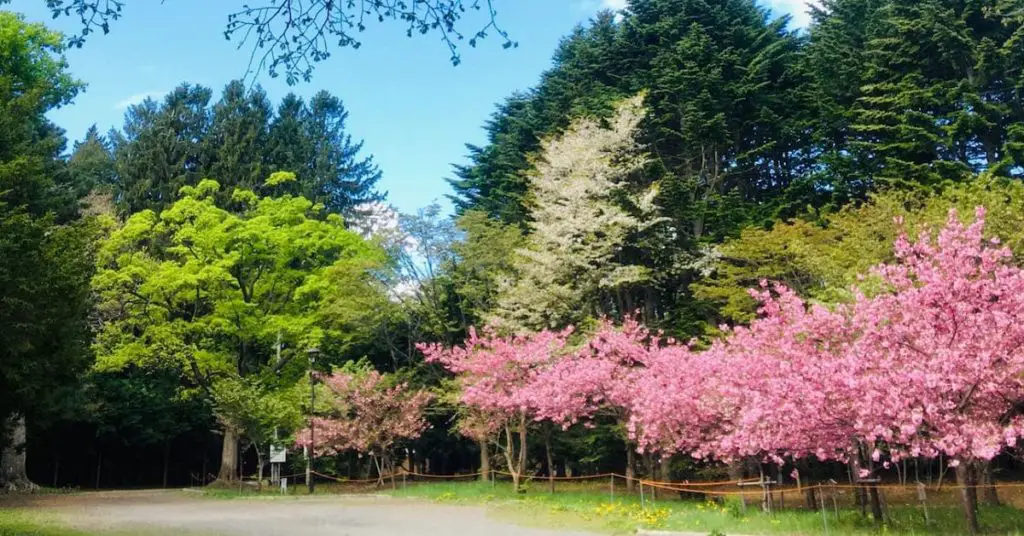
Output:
top-left (638, 479), bottom-right (1024, 497)
top-left (825, 482), bottom-right (1024, 491)
top-left (403, 470), bottom-right (485, 479)
top-left (641, 480), bottom-right (770, 497)
top-left (493, 471), bottom-right (614, 483)
top-left (312, 470), bottom-right (401, 483)
top-left (493, 470), bottom-right (743, 486)
top-left (656, 478), bottom-right (743, 487)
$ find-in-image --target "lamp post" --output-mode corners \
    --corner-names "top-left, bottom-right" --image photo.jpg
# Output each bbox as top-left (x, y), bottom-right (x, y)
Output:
top-left (306, 347), bottom-right (320, 494)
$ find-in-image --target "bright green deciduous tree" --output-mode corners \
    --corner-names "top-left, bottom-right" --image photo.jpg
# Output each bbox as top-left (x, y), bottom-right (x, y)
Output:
top-left (92, 176), bottom-right (386, 482)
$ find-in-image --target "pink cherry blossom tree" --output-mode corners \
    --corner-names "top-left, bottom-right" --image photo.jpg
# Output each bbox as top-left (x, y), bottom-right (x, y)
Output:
top-left (700, 284), bottom-right (885, 518)
top-left (419, 327), bottom-right (571, 490)
top-left (629, 208), bottom-right (1024, 531)
top-left (295, 367), bottom-right (433, 486)
top-left (524, 316), bottom-right (657, 489)
top-left (844, 208), bottom-right (1024, 533)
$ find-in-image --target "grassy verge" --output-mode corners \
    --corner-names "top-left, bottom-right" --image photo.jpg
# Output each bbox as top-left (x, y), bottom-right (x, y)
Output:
top-left (0, 509), bottom-right (93, 536)
top-left (390, 481), bottom-right (1024, 535)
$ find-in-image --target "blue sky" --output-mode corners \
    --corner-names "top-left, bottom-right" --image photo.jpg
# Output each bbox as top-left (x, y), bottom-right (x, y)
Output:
top-left (15, 0), bottom-right (814, 214)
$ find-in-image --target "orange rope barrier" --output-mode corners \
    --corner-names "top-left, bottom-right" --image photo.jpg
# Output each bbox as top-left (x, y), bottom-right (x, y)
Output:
top-left (825, 482), bottom-right (1024, 491)
top-left (312, 470), bottom-right (400, 483)
top-left (493, 470), bottom-right (618, 481)
top-left (638, 480), bottom-right (1024, 498)
top-left (641, 480), bottom-right (768, 497)
top-left (651, 478), bottom-right (742, 487)
top-left (489, 471), bottom-right (741, 485)
top-left (494, 471), bottom-right (659, 482)
top-left (403, 470), bottom-right (484, 479)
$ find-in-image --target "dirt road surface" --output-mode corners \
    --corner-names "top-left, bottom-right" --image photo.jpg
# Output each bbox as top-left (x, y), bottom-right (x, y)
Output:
top-left (3, 490), bottom-right (600, 535)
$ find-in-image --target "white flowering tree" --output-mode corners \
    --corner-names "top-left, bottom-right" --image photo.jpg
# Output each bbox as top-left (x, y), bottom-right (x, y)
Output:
top-left (493, 94), bottom-right (662, 331)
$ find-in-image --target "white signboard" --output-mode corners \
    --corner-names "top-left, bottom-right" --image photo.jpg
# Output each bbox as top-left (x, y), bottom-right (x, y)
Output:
top-left (270, 445), bottom-right (287, 464)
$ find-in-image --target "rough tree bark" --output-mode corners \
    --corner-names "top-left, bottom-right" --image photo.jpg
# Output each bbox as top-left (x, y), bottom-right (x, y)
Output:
top-left (980, 460), bottom-right (999, 506)
top-left (0, 414), bottom-right (37, 491)
top-left (850, 443), bottom-right (882, 524)
top-left (516, 416), bottom-right (527, 490)
top-left (729, 459), bottom-right (747, 510)
top-left (956, 461), bottom-right (980, 535)
top-left (625, 447), bottom-right (635, 492)
top-left (256, 452), bottom-right (264, 491)
top-left (657, 456), bottom-right (671, 500)
top-left (162, 442), bottom-right (171, 488)
top-left (501, 414), bottom-right (528, 492)
top-left (478, 439), bottom-right (490, 482)
top-left (216, 429), bottom-right (239, 483)
top-left (544, 427), bottom-right (555, 493)
top-left (727, 460), bottom-right (744, 481)
top-left (867, 483), bottom-right (883, 524)
top-left (94, 450), bottom-right (102, 489)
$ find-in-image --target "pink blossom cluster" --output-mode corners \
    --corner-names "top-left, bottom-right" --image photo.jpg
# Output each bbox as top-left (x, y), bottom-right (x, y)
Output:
top-left (630, 208), bottom-right (1024, 466)
top-left (295, 369), bottom-right (433, 457)
top-left (423, 208), bottom-right (1024, 468)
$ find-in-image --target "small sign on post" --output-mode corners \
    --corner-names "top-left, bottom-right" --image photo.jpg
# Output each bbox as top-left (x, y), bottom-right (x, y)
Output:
top-left (270, 445), bottom-right (287, 464)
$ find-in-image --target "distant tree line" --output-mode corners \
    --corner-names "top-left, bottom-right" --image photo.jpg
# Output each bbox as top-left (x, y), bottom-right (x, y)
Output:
top-left (72, 81), bottom-right (383, 217)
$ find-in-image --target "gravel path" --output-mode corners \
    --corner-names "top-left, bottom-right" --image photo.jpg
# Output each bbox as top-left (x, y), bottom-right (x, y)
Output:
top-left (4, 490), bottom-right (599, 535)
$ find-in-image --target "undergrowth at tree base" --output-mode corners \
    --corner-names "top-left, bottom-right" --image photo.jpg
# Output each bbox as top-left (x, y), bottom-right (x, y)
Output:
top-left (390, 481), bottom-right (1024, 535)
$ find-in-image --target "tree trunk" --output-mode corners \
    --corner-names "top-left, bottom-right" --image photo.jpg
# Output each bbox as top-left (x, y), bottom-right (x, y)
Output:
top-left (980, 460), bottom-right (999, 506)
top-left (868, 484), bottom-right (883, 524)
top-left (0, 414), bottom-right (37, 491)
top-left (502, 416), bottom-right (527, 492)
top-left (162, 442), bottom-right (171, 488)
top-left (216, 429), bottom-right (239, 483)
top-left (544, 428), bottom-right (555, 494)
top-left (956, 462), bottom-right (980, 535)
top-left (729, 459), bottom-right (747, 511)
top-left (657, 456), bottom-right (671, 500)
top-left (643, 286), bottom-right (657, 325)
top-left (805, 486), bottom-right (818, 510)
top-left (52, 453), bottom-right (60, 488)
top-left (95, 450), bottom-right (102, 489)
top-left (727, 460), bottom-right (744, 481)
top-left (256, 448), bottom-right (265, 492)
top-left (517, 415), bottom-right (527, 491)
top-left (478, 439), bottom-right (490, 482)
top-left (625, 446), bottom-right (635, 492)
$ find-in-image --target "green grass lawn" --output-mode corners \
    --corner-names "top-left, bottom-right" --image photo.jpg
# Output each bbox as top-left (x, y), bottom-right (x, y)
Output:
top-left (390, 480), bottom-right (1024, 535)
top-left (0, 509), bottom-right (93, 536)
